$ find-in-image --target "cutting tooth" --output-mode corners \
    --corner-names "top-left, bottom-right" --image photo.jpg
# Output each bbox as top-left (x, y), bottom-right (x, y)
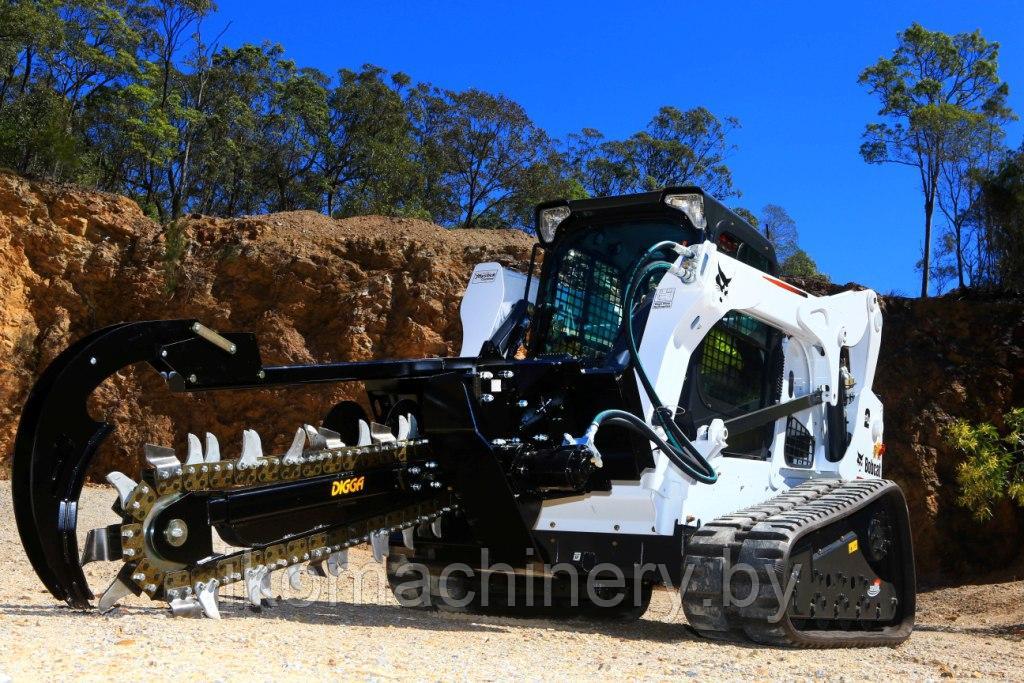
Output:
top-left (282, 427), bottom-right (306, 466)
top-left (81, 525), bottom-right (119, 565)
top-left (245, 566), bottom-right (274, 609)
top-left (326, 550), bottom-right (348, 576)
top-left (402, 527), bottom-right (415, 550)
top-left (239, 429), bottom-right (263, 468)
top-left (406, 413), bottom-right (419, 439)
top-left (261, 568), bottom-right (274, 601)
top-left (317, 427), bottom-right (344, 449)
top-left (306, 561), bottom-right (327, 578)
top-left (370, 529), bottom-right (389, 563)
top-left (285, 564), bottom-right (303, 590)
top-left (370, 422), bottom-right (396, 445)
top-left (144, 443), bottom-right (180, 469)
top-left (195, 579), bottom-right (221, 619)
top-left (105, 471), bottom-right (137, 508)
top-left (303, 424), bottom-right (328, 450)
top-left (185, 433), bottom-right (203, 465)
top-left (357, 420), bottom-right (372, 446)
top-left (431, 518), bottom-right (443, 538)
top-left (204, 432), bottom-right (221, 463)
top-left (397, 415), bottom-right (410, 441)
top-left (245, 567), bottom-right (263, 608)
top-left (97, 576), bottom-right (134, 613)
top-left (169, 596), bottom-right (203, 618)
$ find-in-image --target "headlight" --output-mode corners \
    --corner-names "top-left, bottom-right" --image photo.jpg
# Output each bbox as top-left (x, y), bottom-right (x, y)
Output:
top-left (537, 205), bottom-right (570, 244)
top-left (664, 193), bottom-right (707, 230)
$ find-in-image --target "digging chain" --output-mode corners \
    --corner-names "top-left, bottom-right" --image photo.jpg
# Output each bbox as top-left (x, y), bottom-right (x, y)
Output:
top-left (113, 437), bottom-right (455, 606)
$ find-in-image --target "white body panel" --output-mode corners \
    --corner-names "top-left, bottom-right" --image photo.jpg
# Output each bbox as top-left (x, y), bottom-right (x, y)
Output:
top-left (525, 241), bottom-right (885, 536)
top-left (458, 263), bottom-right (538, 357)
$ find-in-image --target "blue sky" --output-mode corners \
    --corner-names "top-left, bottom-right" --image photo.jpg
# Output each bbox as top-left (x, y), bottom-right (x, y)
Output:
top-left (209, 0), bottom-right (1024, 295)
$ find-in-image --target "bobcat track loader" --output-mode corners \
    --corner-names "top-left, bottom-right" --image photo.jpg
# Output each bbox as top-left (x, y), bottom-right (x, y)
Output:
top-left (12, 188), bottom-right (915, 647)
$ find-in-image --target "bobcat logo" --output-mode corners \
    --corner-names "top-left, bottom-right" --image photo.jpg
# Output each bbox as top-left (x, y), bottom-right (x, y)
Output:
top-left (715, 265), bottom-right (732, 295)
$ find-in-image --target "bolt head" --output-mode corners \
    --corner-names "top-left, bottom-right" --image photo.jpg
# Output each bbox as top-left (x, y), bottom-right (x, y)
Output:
top-left (164, 518), bottom-right (189, 547)
top-left (188, 374), bottom-right (198, 384)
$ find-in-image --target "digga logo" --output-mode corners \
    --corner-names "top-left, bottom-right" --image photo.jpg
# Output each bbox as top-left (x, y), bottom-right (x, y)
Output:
top-left (331, 476), bottom-right (366, 496)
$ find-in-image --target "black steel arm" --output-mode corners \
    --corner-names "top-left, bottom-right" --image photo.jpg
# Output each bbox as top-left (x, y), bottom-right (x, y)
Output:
top-left (12, 320), bottom-right (487, 608)
top-left (722, 388), bottom-right (826, 438)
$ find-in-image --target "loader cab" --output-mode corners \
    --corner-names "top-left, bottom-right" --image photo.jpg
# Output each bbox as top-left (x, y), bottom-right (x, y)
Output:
top-left (530, 188), bottom-right (782, 459)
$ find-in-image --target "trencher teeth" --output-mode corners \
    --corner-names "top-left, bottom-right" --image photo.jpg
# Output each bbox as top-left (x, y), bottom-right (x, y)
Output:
top-left (97, 576), bottom-right (134, 613)
top-left (326, 550), bottom-right (348, 576)
top-left (204, 432), bottom-right (220, 463)
top-left (406, 414), bottom-right (419, 439)
top-left (195, 579), bottom-right (221, 619)
top-left (245, 566), bottom-right (276, 610)
top-left (370, 422), bottom-right (396, 445)
top-left (370, 529), bottom-right (389, 563)
top-left (397, 415), bottom-right (410, 441)
top-left (239, 429), bottom-right (263, 468)
top-left (285, 564), bottom-right (303, 590)
top-left (303, 424), bottom-right (328, 450)
top-left (106, 471), bottom-right (137, 508)
top-left (357, 419), bottom-right (372, 447)
top-left (282, 427), bottom-right (306, 465)
top-left (185, 433), bottom-right (203, 465)
top-left (317, 426), bottom-right (344, 449)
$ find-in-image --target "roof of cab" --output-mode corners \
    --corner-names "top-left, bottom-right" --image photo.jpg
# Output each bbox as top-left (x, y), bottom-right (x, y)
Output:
top-left (545, 187), bottom-right (774, 265)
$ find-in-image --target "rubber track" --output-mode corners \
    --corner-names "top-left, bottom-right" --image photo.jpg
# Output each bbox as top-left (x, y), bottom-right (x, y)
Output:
top-left (681, 480), bottom-right (841, 638)
top-left (683, 479), bottom-right (913, 647)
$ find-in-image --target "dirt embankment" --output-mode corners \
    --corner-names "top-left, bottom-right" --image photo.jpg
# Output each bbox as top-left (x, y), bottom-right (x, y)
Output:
top-left (1, 170), bottom-right (1022, 582)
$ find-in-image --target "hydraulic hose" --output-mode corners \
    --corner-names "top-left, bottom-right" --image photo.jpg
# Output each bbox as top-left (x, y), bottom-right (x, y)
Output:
top-left (578, 241), bottom-right (718, 484)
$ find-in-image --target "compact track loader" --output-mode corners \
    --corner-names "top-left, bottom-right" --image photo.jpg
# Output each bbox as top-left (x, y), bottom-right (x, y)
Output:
top-left (13, 188), bottom-right (915, 647)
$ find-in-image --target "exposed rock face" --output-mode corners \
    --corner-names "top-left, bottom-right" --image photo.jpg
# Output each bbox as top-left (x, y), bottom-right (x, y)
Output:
top-left (1, 171), bottom-right (1021, 581)
top-left (0, 170), bottom-right (532, 479)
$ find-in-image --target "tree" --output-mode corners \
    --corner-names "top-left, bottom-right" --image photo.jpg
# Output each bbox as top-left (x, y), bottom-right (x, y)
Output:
top-left (859, 23), bottom-right (1013, 298)
top-left (780, 249), bottom-right (824, 279)
top-left (935, 118), bottom-right (1008, 289)
top-left (410, 86), bottom-right (563, 229)
top-left (318, 66), bottom-right (418, 217)
top-left (759, 204), bottom-right (799, 263)
top-left (970, 144), bottom-right (1024, 291)
top-left (732, 207), bottom-right (758, 230)
top-left (567, 106), bottom-right (739, 199)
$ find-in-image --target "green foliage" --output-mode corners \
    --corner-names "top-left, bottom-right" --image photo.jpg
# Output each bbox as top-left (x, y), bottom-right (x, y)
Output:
top-left (732, 207), bottom-right (758, 230)
top-left (969, 144), bottom-right (1024, 291)
top-left (162, 218), bottom-right (188, 292)
top-left (566, 107), bottom-right (739, 200)
top-left (1, 0), bottom-right (745, 232)
top-left (946, 408), bottom-right (1024, 521)
top-left (759, 204), bottom-right (798, 263)
top-left (780, 249), bottom-right (824, 279)
top-left (859, 23), bottom-right (1014, 298)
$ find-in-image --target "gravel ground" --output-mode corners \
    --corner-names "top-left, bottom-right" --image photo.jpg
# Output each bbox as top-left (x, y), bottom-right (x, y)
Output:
top-left (0, 484), bottom-right (1022, 681)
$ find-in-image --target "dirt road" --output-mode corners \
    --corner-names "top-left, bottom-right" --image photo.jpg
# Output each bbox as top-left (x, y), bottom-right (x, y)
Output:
top-left (0, 484), bottom-right (1021, 681)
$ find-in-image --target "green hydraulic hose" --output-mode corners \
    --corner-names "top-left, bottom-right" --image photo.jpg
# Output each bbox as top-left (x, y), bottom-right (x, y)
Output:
top-left (578, 242), bottom-right (718, 484)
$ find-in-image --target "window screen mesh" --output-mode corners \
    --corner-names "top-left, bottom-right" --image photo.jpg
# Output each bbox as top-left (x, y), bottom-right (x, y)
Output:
top-left (698, 319), bottom-right (765, 411)
top-left (542, 249), bottom-right (623, 359)
top-left (785, 417), bottom-right (814, 468)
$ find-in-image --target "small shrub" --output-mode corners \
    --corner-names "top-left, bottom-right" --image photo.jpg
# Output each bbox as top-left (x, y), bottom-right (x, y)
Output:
top-left (163, 220), bottom-right (188, 293)
top-left (946, 408), bottom-right (1024, 520)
